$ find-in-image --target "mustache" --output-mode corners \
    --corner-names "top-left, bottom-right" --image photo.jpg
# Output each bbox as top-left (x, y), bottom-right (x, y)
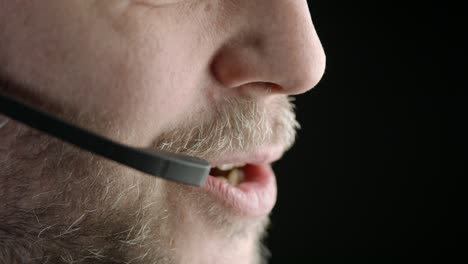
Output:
top-left (1, 72), bottom-right (299, 164)
top-left (153, 96), bottom-right (300, 161)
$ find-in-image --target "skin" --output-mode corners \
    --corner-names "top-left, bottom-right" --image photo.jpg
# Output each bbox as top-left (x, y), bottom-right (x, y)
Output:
top-left (0, 0), bottom-right (325, 263)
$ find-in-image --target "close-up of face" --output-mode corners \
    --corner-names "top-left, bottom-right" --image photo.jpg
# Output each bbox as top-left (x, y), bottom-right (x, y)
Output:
top-left (0, 0), bottom-right (325, 263)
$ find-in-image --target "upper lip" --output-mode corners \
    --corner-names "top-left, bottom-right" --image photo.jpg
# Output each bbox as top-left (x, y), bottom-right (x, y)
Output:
top-left (208, 146), bottom-right (285, 168)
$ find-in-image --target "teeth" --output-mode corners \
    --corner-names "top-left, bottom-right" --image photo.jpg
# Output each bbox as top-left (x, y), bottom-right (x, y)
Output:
top-left (227, 169), bottom-right (245, 186)
top-left (212, 164), bottom-right (246, 186)
top-left (215, 169), bottom-right (245, 186)
top-left (216, 163), bottom-right (246, 171)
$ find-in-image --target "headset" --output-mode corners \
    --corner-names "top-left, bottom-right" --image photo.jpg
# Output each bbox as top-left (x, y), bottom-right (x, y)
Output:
top-left (0, 91), bottom-right (210, 187)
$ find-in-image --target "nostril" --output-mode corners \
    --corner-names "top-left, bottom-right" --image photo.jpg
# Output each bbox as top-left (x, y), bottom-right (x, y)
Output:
top-left (263, 82), bottom-right (283, 93)
top-left (236, 82), bottom-right (284, 97)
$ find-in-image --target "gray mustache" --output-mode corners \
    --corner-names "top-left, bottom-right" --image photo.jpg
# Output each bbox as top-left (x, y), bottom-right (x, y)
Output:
top-left (153, 96), bottom-right (300, 160)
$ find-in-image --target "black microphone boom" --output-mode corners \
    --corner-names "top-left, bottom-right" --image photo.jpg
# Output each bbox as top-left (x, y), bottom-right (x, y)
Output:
top-left (0, 93), bottom-right (210, 186)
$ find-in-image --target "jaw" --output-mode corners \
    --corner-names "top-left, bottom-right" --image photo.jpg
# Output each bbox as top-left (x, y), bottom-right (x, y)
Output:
top-left (168, 194), bottom-right (271, 264)
top-left (0, 127), bottom-right (270, 264)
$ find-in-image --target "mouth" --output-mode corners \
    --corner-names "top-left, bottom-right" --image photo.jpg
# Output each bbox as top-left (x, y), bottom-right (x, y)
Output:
top-left (209, 163), bottom-right (247, 186)
top-left (200, 149), bottom-right (283, 217)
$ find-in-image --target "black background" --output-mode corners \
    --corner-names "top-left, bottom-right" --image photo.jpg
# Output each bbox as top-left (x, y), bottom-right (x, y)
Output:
top-left (268, 0), bottom-right (466, 261)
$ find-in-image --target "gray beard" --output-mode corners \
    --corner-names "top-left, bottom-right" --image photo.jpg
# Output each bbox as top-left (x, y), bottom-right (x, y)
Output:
top-left (0, 131), bottom-right (271, 264)
top-left (1, 75), bottom-right (298, 263)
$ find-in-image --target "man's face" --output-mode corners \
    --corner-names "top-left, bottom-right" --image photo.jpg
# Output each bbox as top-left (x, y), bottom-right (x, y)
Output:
top-left (0, 0), bottom-right (325, 263)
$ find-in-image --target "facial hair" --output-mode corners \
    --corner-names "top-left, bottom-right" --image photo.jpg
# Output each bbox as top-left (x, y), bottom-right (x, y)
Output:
top-left (0, 76), bottom-right (299, 264)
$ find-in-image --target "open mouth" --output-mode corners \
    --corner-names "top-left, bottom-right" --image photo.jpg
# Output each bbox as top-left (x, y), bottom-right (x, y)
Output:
top-left (209, 163), bottom-right (246, 187)
top-left (200, 150), bottom-right (284, 217)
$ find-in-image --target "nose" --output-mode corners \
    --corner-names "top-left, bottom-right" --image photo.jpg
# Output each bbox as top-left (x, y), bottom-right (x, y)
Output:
top-left (211, 0), bottom-right (326, 96)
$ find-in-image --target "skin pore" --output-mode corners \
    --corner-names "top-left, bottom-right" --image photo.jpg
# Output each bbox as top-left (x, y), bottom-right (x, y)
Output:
top-left (0, 0), bottom-right (325, 263)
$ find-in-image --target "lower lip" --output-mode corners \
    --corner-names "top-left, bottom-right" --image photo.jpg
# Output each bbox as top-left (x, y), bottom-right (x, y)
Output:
top-left (202, 164), bottom-right (277, 217)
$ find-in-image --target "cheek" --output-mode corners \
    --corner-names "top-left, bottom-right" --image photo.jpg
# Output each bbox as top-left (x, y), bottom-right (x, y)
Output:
top-left (106, 9), bottom-right (213, 144)
top-left (115, 49), bottom-right (204, 146)
top-left (110, 58), bottom-right (196, 146)
top-left (2, 1), bottom-right (210, 146)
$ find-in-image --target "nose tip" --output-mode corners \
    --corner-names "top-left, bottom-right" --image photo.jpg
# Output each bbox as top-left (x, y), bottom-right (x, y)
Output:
top-left (284, 34), bottom-right (327, 95)
top-left (211, 0), bottom-right (326, 97)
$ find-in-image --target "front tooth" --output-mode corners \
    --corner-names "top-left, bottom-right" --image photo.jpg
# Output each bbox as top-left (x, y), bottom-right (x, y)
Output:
top-left (227, 169), bottom-right (245, 186)
top-left (217, 163), bottom-right (246, 171)
top-left (217, 164), bottom-right (236, 171)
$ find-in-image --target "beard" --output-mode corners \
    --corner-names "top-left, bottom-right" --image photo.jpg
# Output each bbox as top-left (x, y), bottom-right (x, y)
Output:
top-left (0, 76), bottom-right (299, 264)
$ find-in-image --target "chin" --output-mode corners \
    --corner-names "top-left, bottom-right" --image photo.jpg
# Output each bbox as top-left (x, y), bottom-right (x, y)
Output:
top-left (158, 181), bottom-right (272, 264)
